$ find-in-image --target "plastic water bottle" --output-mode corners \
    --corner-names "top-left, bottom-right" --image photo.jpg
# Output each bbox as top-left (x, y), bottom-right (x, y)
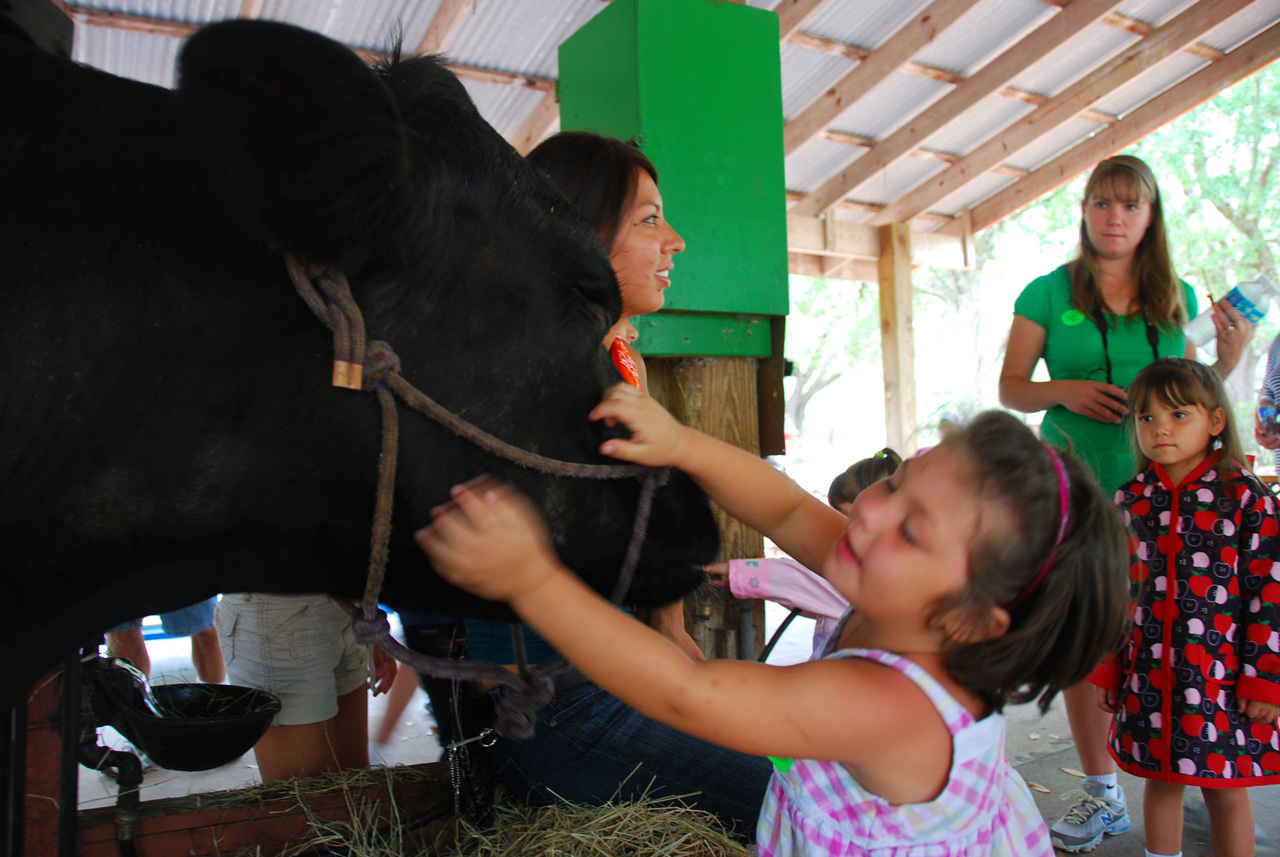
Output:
top-left (1184, 275), bottom-right (1279, 347)
top-left (1260, 393), bottom-right (1280, 438)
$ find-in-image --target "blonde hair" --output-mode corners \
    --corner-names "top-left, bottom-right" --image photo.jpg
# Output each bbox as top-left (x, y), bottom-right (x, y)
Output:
top-left (1127, 357), bottom-right (1245, 474)
top-left (1070, 155), bottom-right (1186, 329)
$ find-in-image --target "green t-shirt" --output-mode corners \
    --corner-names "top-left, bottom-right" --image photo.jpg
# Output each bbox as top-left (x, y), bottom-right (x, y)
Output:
top-left (1012, 265), bottom-right (1198, 494)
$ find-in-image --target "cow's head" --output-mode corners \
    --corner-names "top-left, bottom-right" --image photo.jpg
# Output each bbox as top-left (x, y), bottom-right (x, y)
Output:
top-left (173, 21), bottom-right (719, 619)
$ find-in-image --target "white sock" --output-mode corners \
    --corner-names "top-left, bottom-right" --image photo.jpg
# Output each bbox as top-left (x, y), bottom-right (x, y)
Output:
top-left (1145, 851), bottom-right (1181, 857)
top-left (1084, 773), bottom-right (1118, 796)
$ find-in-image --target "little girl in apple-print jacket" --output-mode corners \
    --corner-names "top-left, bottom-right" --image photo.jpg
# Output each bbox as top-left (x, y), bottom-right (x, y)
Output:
top-left (1089, 357), bottom-right (1280, 857)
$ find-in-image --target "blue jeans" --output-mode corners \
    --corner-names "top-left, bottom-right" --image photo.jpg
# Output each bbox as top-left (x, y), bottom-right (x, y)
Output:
top-left (483, 681), bottom-right (772, 841)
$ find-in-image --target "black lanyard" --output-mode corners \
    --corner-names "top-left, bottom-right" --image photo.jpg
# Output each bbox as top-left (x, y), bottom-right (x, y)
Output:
top-left (1093, 303), bottom-right (1160, 386)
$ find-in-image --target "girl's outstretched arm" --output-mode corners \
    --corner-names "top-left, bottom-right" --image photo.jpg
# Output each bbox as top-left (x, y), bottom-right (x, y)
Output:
top-left (590, 384), bottom-right (845, 572)
top-left (414, 483), bottom-right (945, 778)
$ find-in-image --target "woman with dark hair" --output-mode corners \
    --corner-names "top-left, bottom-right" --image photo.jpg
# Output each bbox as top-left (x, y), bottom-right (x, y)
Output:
top-left (456, 131), bottom-right (771, 839)
top-left (998, 154), bottom-right (1254, 851)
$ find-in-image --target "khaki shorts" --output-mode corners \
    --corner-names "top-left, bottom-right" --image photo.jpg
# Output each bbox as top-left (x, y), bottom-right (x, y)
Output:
top-left (216, 593), bottom-right (367, 726)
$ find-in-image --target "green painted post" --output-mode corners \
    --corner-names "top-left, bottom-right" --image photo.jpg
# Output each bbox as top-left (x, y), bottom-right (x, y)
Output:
top-left (558, 0), bottom-right (787, 357)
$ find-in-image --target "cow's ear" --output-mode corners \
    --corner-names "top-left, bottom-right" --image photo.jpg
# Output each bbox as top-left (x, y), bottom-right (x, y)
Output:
top-left (176, 19), bottom-right (412, 275)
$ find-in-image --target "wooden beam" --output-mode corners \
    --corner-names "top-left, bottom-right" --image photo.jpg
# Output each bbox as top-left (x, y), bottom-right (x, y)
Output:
top-left (67, 6), bottom-right (553, 93)
top-left (783, 0), bottom-right (983, 163)
top-left (952, 20), bottom-right (1280, 234)
top-left (786, 213), bottom-right (969, 270)
top-left (774, 0), bottom-right (830, 42)
top-left (511, 89), bottom-right (560, 155)
top-left (417, 0), bottom-right (473, 55)
top-left (796, 0), bottom-right (1123, 218)
top-left (875, 0), bottom-right (1254, 226)
top-left (878, 223), bottom-right (916, 455)
top-left (69, 5), bottom-right (195, 39)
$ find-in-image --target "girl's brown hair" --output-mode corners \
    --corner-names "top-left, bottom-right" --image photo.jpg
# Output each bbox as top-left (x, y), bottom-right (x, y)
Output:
top-left (927, 411), bottom-right (1128, 714)
top-left (1127, 357), bottom-right (1245, 475)
top-left (1069, 154), bottom-right (1187, 329)
top-left (827, 448), bottom-right (902, 509)
top-left (525, 131), bottom-right (658, 252)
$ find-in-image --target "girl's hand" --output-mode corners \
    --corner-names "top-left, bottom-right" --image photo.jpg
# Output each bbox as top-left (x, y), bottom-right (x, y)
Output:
top-left (370, 645), bottom-right (397, 696)
top-left (590, 383), bottom-right (693, 466)
top-left (414, 479), bottom-right (562, 604)
top-left (1056, 379), bottom-right (1129, 424)
top-left (704, 562), bottom-right (730, 588)
top-left (1213, 300), bottom-right (1255, 369)
top-left (1096, 685), bottom-right (1119, 714)
top-left (1238, 697), bottom-right (1280, 725)
top-left (1254, 417), bottom-right (1280, 450)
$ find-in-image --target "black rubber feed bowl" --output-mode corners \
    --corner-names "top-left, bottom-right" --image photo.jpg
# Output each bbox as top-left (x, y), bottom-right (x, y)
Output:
top-left (112, 683), bottom-right (281, 772)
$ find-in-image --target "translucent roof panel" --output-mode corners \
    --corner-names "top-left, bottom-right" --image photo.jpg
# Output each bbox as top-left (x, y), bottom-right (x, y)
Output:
top-left (1004, 117), bottom-right (1102, 172)
top-left (929, 170), bottom-right (1018, 218)
top-left (1011, 20), bottom-right (1139, 97)
top-left (1093, 52), bottom-right (1209, 117)
top-left (853, 156), bottom-right (947, 207)
top-left (73, 26), bottom-right (182, 89)
top-left (1199, 0), bottom-right (1280, 52)
top-left (459, 79), bottom-right (550, 140)
top-left (800, 0), bottom-right (932, 51)
top-left (445, 0), bottom-right (605, 78)
top-left (926, 93), bottom-right (1036, 157)
top-left (786, 137), bottom-right (867, 195)
top-left (828, 71), bottom-right (951, 140)
top-left (780, 41), bottom-right (858, 120)
top-left (912, 0), bottom-right (1055, 76)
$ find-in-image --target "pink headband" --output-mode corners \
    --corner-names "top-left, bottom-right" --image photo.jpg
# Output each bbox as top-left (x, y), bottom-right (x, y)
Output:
top-left (1009, 445), bottom-right (1071, 609)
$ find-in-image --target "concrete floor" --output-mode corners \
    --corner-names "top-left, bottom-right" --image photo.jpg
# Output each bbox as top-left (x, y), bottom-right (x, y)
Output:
top-left (76, 609), bottom-right (1280, 855)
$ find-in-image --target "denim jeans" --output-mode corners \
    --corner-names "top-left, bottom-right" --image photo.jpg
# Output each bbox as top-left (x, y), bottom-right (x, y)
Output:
top-left (483, 681), bottom-right (772, 841)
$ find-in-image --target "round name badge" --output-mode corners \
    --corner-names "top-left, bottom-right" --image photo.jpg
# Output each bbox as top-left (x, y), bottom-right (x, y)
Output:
top-left (1062, 309), bottom-right (1086, 326)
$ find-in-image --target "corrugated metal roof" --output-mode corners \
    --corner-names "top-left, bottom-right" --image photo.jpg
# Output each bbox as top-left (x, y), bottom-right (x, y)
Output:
top-left (829, 71), bottom-right (951, 140)
top-left (47, 0), bottom-right (1280, 269)
top-left (802, 0), bottom-right (931, 51)
top-left (912, 0), bottom-right (1054, 75)
top-left (779, 41), bottom-right (855, 120)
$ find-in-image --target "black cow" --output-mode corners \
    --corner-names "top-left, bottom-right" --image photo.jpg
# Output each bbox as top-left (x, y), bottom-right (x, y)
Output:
top-left (0, 19), bottom-right (718, 711)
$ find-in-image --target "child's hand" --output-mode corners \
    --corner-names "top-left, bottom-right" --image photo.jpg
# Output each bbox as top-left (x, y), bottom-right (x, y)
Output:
top-left (414, 479), bottom-right (562, 604)
top-left (370, 645), bottom-right (397, 696)
top-left (590, 384), bottom-right (691, 467)
top-left (704, 562), bottom-right (730, 588)
top-left (1238, 697), bottom-right (1280, 725)
top-left (1096, 686), bottom-right (1118, 714)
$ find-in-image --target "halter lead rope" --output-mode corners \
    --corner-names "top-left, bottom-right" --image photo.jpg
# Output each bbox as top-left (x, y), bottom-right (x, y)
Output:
top-left (286, 257), bottom-right (668, 740)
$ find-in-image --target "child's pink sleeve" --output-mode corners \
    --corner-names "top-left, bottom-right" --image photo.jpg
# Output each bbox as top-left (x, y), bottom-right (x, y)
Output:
top-left (727, 557), bottom-right (848, 620)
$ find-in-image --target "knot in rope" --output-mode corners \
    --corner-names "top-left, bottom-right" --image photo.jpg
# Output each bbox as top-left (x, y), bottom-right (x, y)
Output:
top-left (351, 608), bottom-right (392, 646)
top-left (362, 340), bottom-right (401, 388)
top-left (491, 672), bottom-right (555, 742)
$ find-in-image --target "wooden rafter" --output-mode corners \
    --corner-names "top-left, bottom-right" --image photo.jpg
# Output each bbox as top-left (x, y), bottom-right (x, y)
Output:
top-left (66, 5), bottom-right (553, 94)
top-left (943, 19), bottom-right (1280, 235)
top-left (873, 0), bottom-right (1257, 226)
top-left (511, 89), bottom-right (560, 155)
top-left (774, 0), bottom-right (831, 42)
top-left (790, 0), bottom-right (1124, 218)
top-left (417, 0), bottom-right (474, 56)
top-left (783, 0), bottom-right (984, 165)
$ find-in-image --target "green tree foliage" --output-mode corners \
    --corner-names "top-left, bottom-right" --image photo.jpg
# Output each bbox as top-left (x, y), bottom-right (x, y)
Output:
top-left (784, 275), bottom-right (880, 436)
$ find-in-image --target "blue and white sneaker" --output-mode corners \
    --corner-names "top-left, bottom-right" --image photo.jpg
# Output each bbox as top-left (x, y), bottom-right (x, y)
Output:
top-left (1049, 783), bottom-right (1130, 853)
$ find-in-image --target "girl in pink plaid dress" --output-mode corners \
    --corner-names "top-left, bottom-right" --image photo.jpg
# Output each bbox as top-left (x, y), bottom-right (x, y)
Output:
top-left (418, 390), bottom-right (1129, 854)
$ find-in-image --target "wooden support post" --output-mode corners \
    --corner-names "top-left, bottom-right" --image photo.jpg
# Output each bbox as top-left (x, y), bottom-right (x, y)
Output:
top-left (648, 357), bottom-right (766, 661)
top-left (877, 223), bottom-right (917, 455)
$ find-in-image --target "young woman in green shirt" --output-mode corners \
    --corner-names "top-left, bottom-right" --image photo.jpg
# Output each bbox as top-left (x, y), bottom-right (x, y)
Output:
top-left (998, 154), bottom-right (1254, 853)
